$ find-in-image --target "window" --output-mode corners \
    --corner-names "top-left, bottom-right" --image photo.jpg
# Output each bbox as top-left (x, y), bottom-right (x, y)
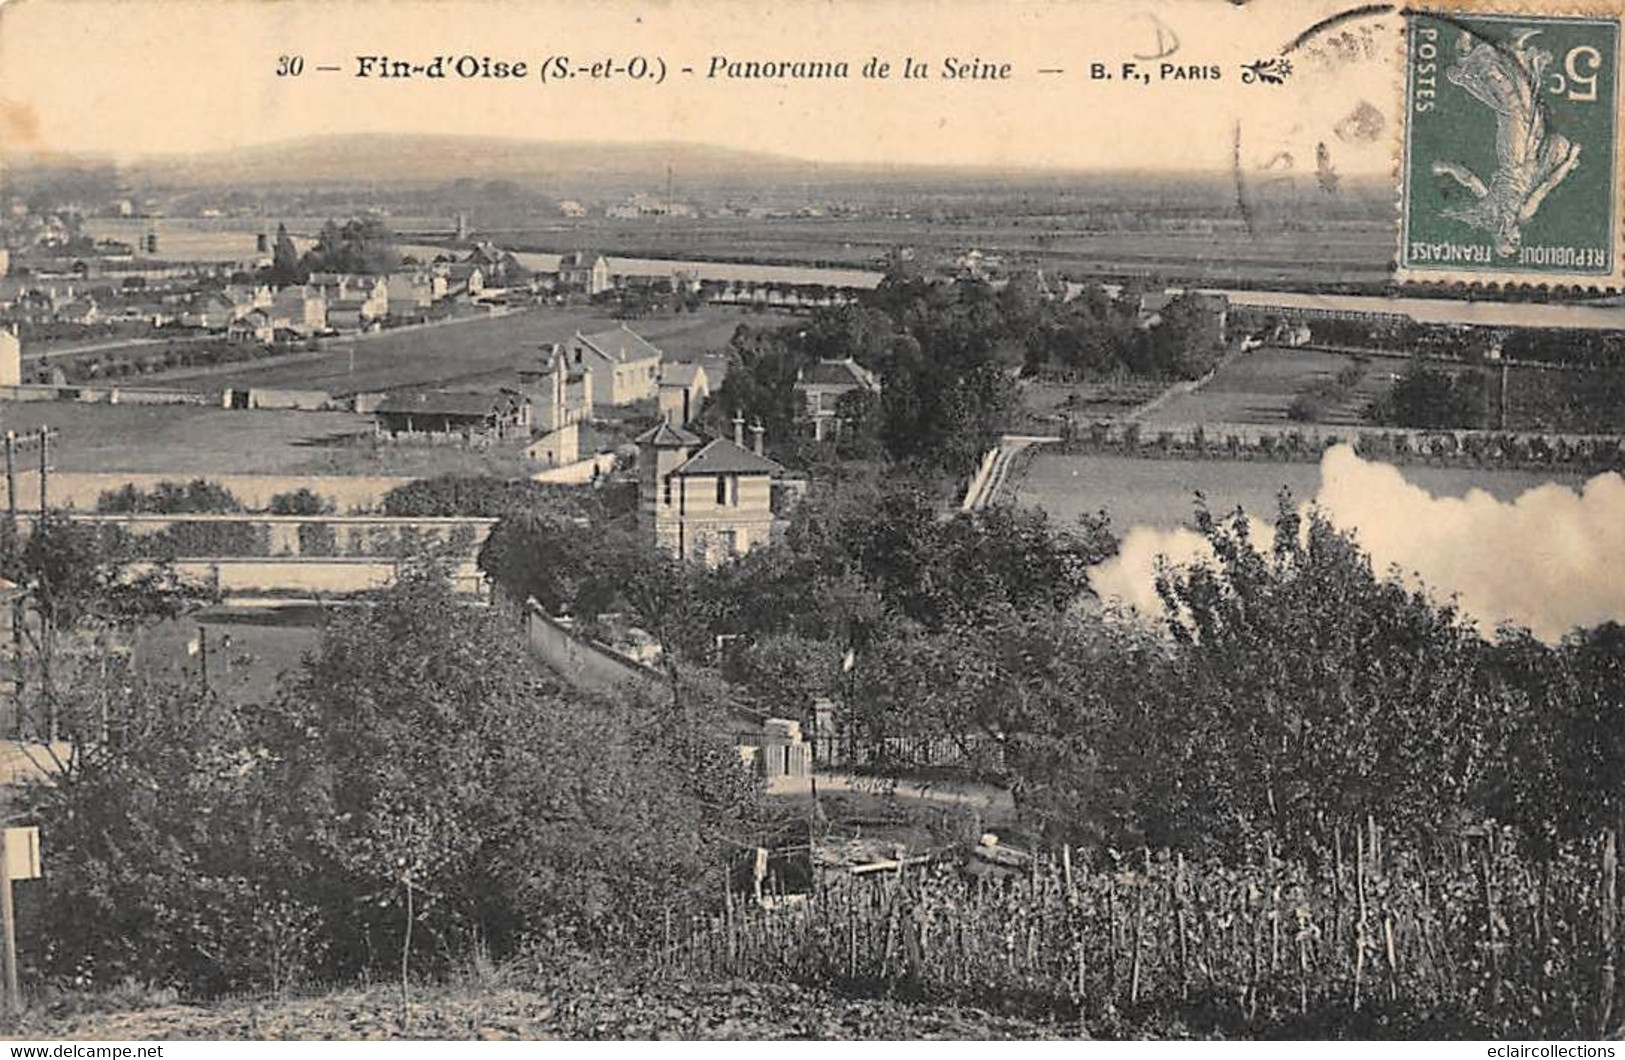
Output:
top-left (663, 476), bottom-right (672, 506)
top-left (715, 475), bottom-right (727, 505)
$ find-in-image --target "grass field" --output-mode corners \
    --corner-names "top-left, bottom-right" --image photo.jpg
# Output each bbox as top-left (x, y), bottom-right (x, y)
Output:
top-left (131, 605), bottom-right (324, 704)
top-left (161, 306), bottom-right (748, 396)
top-left (1010, 451), bottom-right (1588, 532)
top-left (0, 402), bottom-right (552, 478)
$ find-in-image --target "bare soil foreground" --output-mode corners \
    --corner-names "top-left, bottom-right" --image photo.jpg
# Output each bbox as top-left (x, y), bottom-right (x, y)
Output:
top-left (19, 977), bottom-right (1078, 1040)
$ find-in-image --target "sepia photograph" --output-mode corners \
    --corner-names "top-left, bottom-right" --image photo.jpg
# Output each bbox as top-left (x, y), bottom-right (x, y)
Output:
top-left (0, 0), bottom-right (1623, 1045)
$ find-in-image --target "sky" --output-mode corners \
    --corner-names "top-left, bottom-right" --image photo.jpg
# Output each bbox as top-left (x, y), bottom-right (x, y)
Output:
top-left (0, 0), bottom-right (1400, 174)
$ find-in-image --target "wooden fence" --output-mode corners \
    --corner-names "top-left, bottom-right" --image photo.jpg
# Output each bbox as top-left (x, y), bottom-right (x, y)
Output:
top-left (665, 824), bottom-right (1625, 1038)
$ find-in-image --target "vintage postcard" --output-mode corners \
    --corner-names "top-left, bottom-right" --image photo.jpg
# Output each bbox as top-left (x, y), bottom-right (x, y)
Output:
top-left (0, 0), bottom-right (1624, 1046)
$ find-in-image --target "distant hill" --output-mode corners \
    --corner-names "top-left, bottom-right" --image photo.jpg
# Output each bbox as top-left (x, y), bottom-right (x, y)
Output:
top-left (123, 134), bottom-right (883, 190)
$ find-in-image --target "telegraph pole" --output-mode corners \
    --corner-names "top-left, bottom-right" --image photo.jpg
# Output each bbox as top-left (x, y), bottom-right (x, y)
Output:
top-left (35, 427), bottom-right (48, 515)
top-left (3, 432), bottom-right (15, 525)
top-left (0, 834), bottom-right (16, 1017)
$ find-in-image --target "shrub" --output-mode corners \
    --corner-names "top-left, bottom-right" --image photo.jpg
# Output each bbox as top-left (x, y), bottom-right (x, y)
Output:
top-left (97, 479), bottom-right (243, 515)
top-left (267, 488), bottom-right (333, 516)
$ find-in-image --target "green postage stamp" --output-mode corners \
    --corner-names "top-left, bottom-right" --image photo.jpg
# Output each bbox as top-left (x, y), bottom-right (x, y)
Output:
top-left (1400, 9), bottom-right (1623, 286)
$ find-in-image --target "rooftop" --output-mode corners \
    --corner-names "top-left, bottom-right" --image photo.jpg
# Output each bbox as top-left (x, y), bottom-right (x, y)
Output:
top-left (373, 390), bottom-right (519, 418)
top-left (634, 420), bottom-right (702, 448)
top-left (673, 437), bottom-right (784, 477)
top-left (797, 357), bottom-right (879, 389)
top-left (576, 324), bottom-right (663, 365)
top-left (660, 361), bottom-right (707, 388)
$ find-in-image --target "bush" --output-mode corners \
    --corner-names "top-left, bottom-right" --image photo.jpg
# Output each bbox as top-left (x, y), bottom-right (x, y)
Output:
top-left (382, 475), bottom-right (559, 518)
top-left (30, 565), bottom-right (763, 995)
top-left (267, 488), bottom-right (333, 516)
top-left (97, 479), bottom-right (243, 515)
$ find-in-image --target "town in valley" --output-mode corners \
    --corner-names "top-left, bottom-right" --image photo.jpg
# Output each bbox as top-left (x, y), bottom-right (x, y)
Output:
top-left (0, 128), bottom-right (1622, 1041)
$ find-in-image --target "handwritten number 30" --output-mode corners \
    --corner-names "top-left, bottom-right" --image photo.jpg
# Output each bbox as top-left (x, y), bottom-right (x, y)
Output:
top-left (1547, 46), bottom-right (1602, 103)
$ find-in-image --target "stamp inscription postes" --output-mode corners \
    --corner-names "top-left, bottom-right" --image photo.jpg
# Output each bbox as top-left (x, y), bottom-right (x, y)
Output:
top-left (1400, 11), bottom-right (1622, 284)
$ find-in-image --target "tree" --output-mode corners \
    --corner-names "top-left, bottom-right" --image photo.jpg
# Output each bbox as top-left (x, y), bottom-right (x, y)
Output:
top-left (267, 222), bottom-right (306, 285)
top-left (1133, 502), bottom-right (1517, 857)
top-left (27, 671), bottom-right (320, 994)
top-left (0, 516), bottom-right (208, 741)
top-left (301, 215), bottom-right (398, 276)
top-left (1369, 361), bottom-right (1491, 429)
top-left (257, 560), bottom-right (759, 969)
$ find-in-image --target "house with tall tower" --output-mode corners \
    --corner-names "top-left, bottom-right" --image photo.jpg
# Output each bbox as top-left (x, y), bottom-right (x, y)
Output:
top-left (637, 412), bottom-right (784, 566)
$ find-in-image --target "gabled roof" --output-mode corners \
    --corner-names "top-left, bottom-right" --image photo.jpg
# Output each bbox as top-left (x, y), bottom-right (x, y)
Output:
top-left (373, 390), bottom-right (518, 417)
top-left (660, 361), bottom-right (707, 388)
top-left (797, 357), bottom-right (879, 389)
top-left (673, 437), bottom-right (783, 477)
top-left (560, 251), bottom-right (605, 268)
top-left (634, 420), bottom-right (702, 448)
top-left (272, 284), bottom-right (320, 304)
top-left (575, 324), bottom-right (662, 365)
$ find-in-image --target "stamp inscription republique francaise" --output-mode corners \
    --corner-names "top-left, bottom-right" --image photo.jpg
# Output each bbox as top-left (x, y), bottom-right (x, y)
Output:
top-left (1402, 10), bottom-right (1622, 284)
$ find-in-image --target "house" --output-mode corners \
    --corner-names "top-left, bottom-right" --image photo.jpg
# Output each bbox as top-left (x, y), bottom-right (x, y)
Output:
top-left (793, 357), bottom-right (880, 441)
top-left (524, 423), bottom-right (580, 468)
top-left (465, 243), bottom-right (526, 287)
top-left (517, 342), bottom-right (594, 433)
top-left (269, 285), bottom-right (327, 335)
top-left (382, 272), bottom-right (434, 319)
top-left (637, 412), bottom-right (784, 567)
top-left (184, 292), bottom-right (240, 330)
top-left (569, 324), bottom-right (662, 406)
top-left (556, 251), bottom-right (611, 296)
top-left (57, 297), bottom-right (99, 326)
top-left (311, 275), bottom-right (389, 321)
top-left (657, 361), bottom-right (710, 425)
top-left (224, 283), bottom-right (273, 314)
top-left (319, 277), bottom-right (388, 331)
top-left (444, 263), bottom-right (485, 299)
top-left (373, 389), bottom-right (531, 441)
top-left (227, 308), bottom-right (275, 344)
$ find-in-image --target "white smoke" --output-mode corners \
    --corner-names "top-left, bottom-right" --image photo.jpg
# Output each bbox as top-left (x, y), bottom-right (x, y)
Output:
top-left (1089, 445), bottom-right (1625, 643)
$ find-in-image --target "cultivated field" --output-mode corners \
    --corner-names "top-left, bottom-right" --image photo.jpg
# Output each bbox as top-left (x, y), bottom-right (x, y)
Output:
top-left (1143, 347), bottom-right (1388, 426)
top-left (160, 306), bottom-right (748, 396)
top-left (492, 217), bottom-right (1395, 289)
top-left (1009, 451), bottom-right (1587, 531)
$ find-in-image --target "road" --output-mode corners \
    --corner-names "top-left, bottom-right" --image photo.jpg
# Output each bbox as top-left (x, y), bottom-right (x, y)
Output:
top-left (23, 332), bottom-right (216, 363)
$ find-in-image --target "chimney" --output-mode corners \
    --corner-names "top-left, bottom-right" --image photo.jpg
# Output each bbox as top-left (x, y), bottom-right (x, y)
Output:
top-left (732, 411), bottom-right (745, 447)
top-left (750, 420), bottom-right (765, 457)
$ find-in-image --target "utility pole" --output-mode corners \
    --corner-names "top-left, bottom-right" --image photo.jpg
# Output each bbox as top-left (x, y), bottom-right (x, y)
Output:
top-left (35, 427), bottom-right (48, 516)
top-left (3, 432), bottom-right (15, 525)
top-left (0, 835), bottom-right (16, 1018)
